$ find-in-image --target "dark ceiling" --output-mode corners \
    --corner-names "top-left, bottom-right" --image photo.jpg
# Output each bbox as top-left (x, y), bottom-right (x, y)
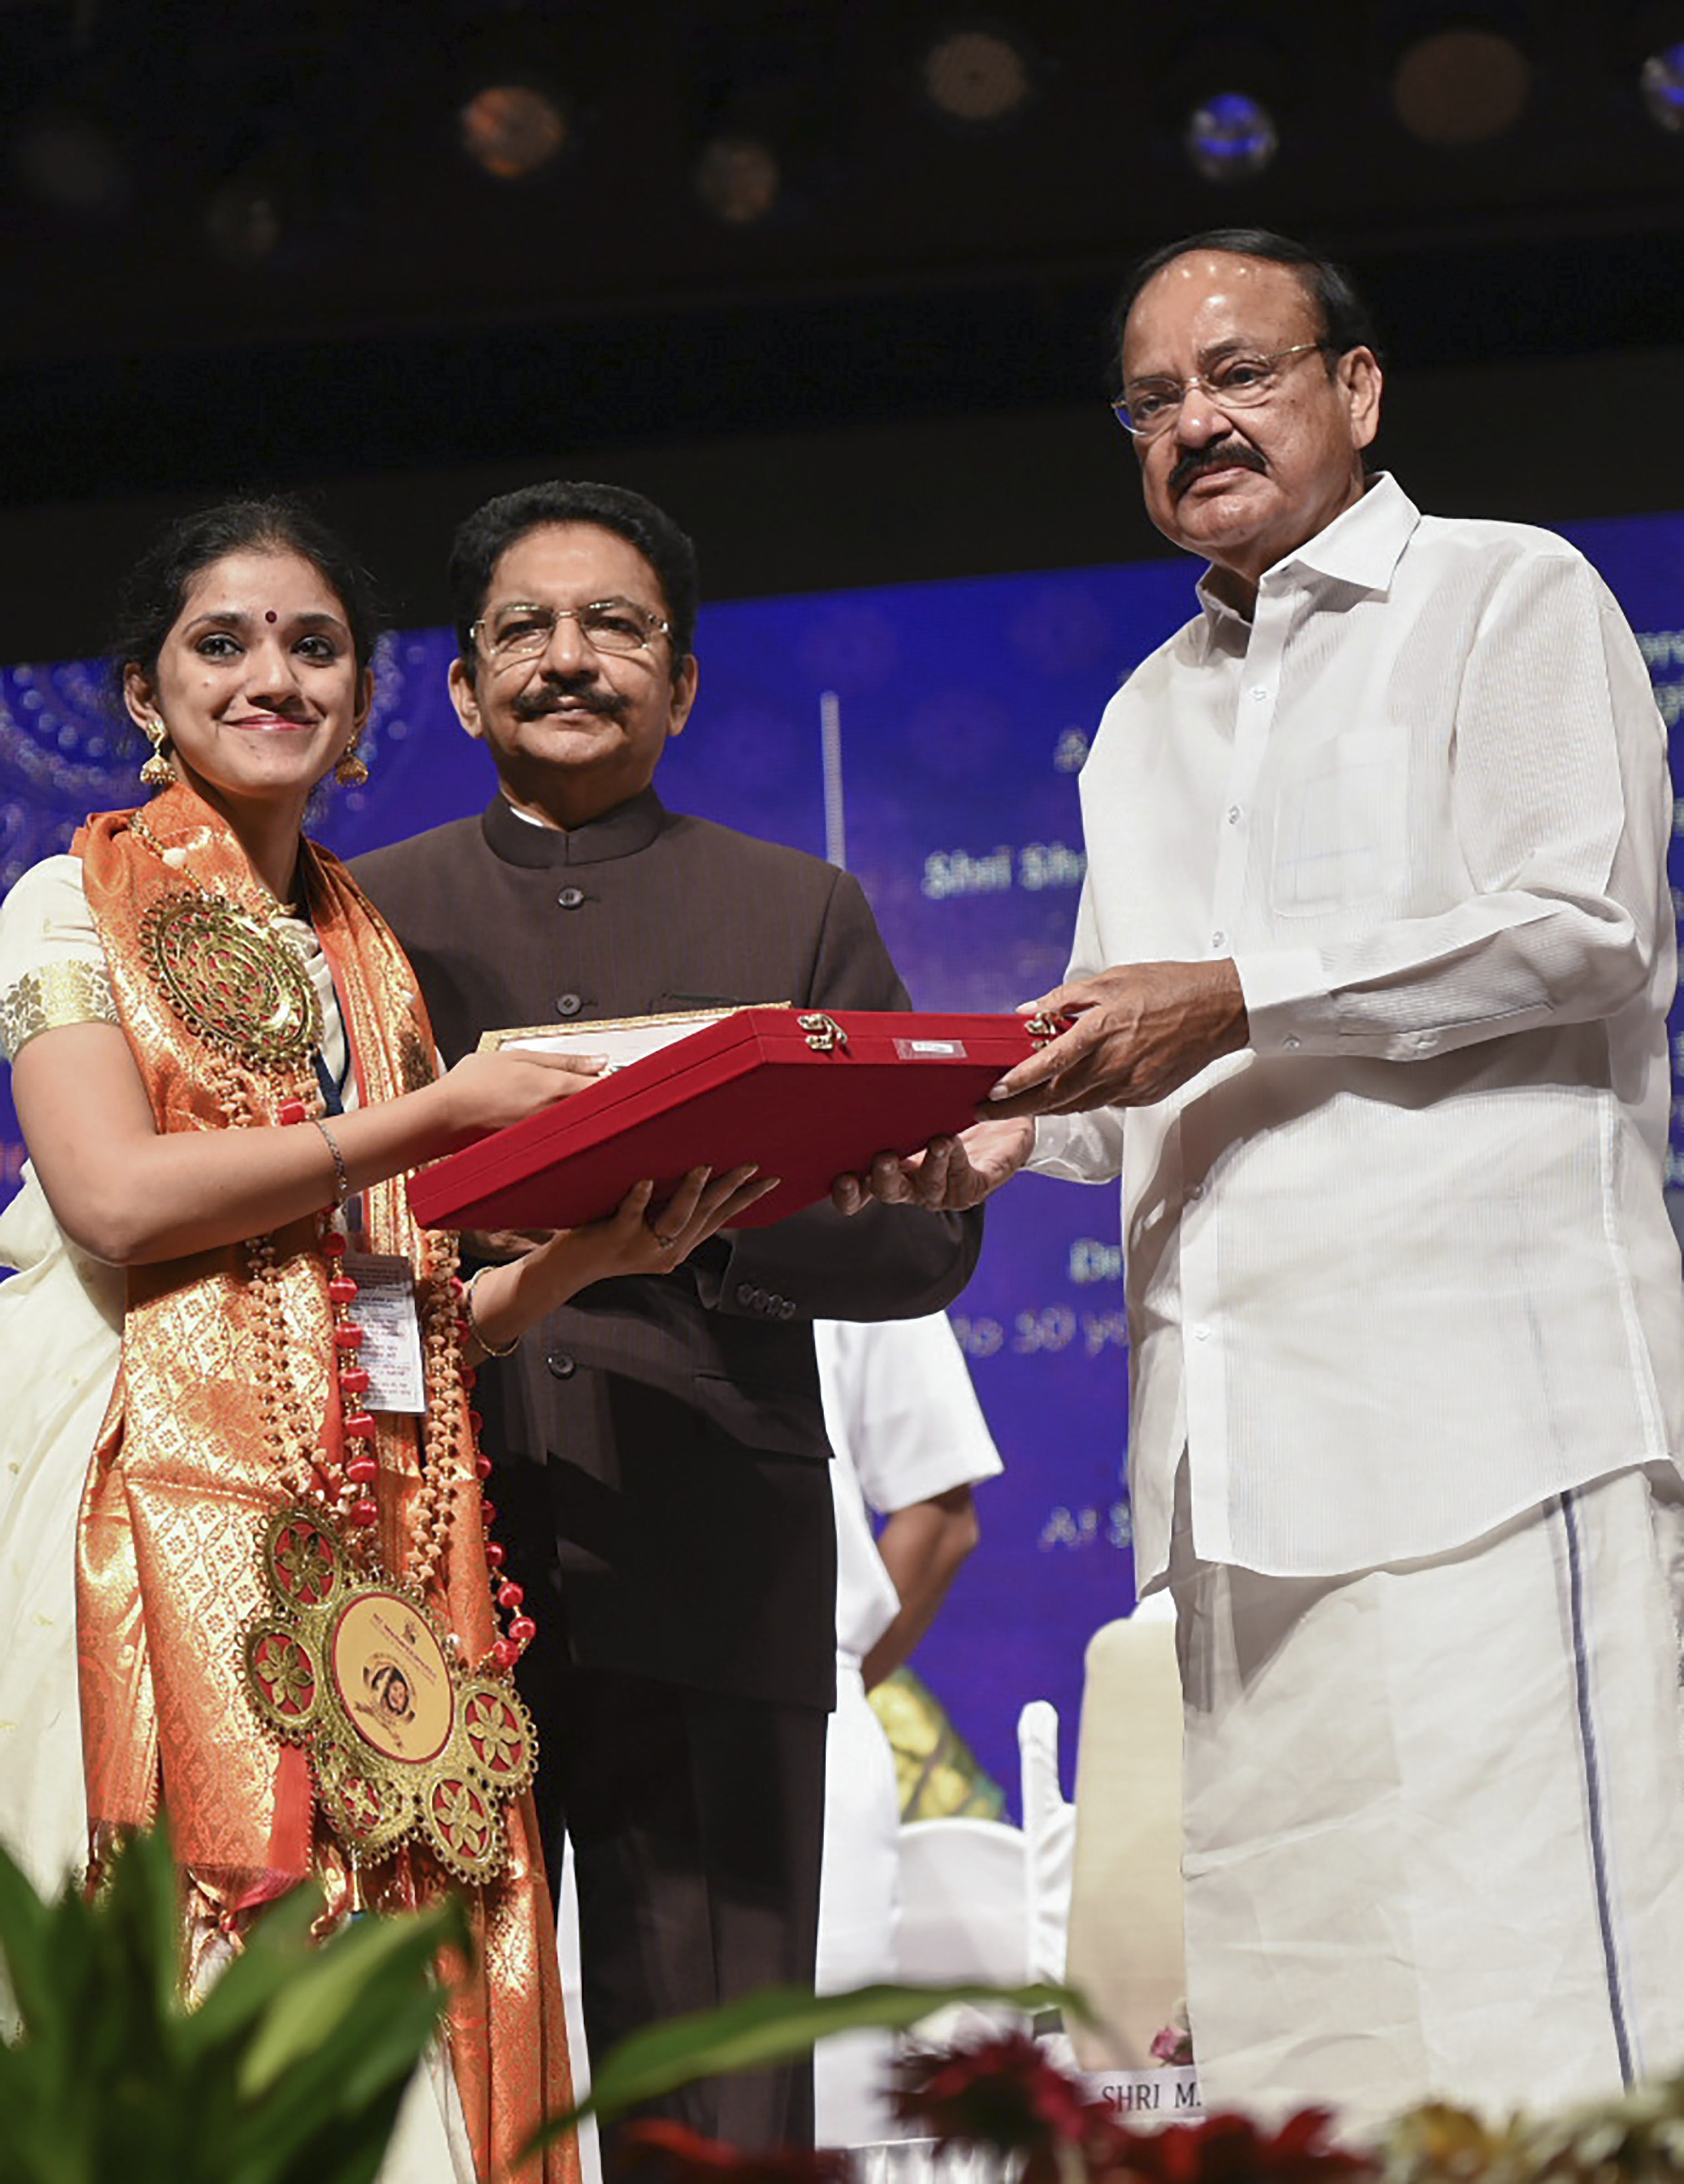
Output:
top-left (3, 0), bottom-right (1684, 511)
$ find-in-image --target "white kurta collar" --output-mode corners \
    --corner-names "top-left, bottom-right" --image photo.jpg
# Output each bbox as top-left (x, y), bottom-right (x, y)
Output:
top-left (1192, 471), bottom-right (1422, 650)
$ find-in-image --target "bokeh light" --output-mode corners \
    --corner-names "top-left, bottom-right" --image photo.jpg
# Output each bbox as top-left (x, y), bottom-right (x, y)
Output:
top-left (459, 85), bottom-right (569, 179)
top-left (923, 28), bottom-right (1033, 124)
top-left (1184, 91), bottom-right (1278, 182)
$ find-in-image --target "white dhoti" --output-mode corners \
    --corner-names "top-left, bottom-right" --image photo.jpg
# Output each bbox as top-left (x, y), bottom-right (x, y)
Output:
top-left (1173, 1466), bottom-right (1684, 2140)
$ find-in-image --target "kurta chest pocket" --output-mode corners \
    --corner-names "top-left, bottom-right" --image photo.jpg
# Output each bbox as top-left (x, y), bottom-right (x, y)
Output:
top-left (1270, 728), bottom-right (1407, 919)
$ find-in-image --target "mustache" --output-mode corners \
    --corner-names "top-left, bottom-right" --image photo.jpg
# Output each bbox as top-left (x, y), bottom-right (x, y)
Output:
top-left (1169, 438), bottom-right (1268, 500)
top-left (510, 673), bottom-right (630, 726)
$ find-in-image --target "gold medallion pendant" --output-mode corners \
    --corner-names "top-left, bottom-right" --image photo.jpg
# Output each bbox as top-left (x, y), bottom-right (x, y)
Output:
top-left (141, 893), bottom-right (323, 1071)
top-left (243, 1505), bottom-right (538, 1883)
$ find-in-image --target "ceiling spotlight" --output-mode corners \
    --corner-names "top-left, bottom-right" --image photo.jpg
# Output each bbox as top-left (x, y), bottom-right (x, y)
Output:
top-left (459, 84), bottom-right (569, 180)
top-left (1640, 42), bottom-right (1684, 131)
top-left (1184, 91), bottom-right (1277, 182)
top-left (11, 113), bottom-right (126, 215)
top-left (694, 134), bottom-right (780, 224)
top-left (1392, 28), bottom-right (1529, 145)
top-left (922, 27), bottom-right (1034, 124)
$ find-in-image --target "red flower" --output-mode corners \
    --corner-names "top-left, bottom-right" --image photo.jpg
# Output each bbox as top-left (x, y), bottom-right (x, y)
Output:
top-left (1103, 2108), bottom-right (1375, 2184)
top-left (893, 2037), bottom-right (1375, 2184)
top-left (612, 2120), bottom-right (851, 2184)
top-left (893, 2032), bottom-right (1125, 2184)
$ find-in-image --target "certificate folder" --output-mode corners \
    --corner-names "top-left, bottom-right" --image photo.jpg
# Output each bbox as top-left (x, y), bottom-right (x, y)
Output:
top-left (407, 1007), bottom-right (1044, 1233)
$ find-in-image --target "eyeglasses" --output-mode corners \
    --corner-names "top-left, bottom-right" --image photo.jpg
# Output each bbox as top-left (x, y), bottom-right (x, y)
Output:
top-left (1112, 343), bottom-right (1331, 440)
top-left (470, 597), bottom-right (672, 665)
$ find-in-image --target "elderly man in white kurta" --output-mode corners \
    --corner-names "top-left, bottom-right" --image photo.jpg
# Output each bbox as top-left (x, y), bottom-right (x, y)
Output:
top-left (837, 228), bottom-right (1684, 2133)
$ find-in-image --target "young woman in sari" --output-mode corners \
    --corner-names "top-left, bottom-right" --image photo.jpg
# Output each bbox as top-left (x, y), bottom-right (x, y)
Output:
top-left (0, 498), bottom-right (767, 2182)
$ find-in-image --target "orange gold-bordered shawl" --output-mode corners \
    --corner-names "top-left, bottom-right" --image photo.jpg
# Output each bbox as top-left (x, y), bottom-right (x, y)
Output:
top-left (73, 782), bottom-right (575, 2184)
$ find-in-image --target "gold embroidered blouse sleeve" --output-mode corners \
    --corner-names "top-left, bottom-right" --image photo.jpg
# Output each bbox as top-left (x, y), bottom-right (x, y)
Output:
top-left (0, 856), bottom-right (118, 1062)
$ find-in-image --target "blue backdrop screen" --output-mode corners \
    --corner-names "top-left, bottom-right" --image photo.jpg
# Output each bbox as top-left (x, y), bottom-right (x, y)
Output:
top-left (5, 511), bottom-right (1683, 1811)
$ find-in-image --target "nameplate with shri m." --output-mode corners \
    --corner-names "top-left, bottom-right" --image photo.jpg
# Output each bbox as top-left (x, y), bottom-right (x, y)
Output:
top-left (1078, 2064), bottom-right (1204, 2123)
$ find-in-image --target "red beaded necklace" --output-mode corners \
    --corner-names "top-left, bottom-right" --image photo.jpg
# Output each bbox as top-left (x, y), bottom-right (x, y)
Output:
top-left (274, 1091), bottom-right (537, 1679)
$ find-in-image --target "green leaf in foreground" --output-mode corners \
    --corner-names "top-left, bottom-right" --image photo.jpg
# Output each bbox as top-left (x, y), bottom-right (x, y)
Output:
top-left (528, 1979), bottom-right (1094, 2156)
top-left (0, 1822), bottom-right (459, 2184)
top-left (236, 1896), bottom-right (461, 2098)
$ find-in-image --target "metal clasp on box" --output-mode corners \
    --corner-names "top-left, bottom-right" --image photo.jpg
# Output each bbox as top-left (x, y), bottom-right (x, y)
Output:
top-left (798, 1012), bottom-right (849, 1054)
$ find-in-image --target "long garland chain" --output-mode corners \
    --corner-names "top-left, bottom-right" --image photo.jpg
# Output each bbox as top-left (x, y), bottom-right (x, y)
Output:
top-left (412, 1259), bottom-right (468, 1598)
top-left (279, 1101), bottom-right (535, 1679)
top-left (439, 1263), bottom-right (537, 1674)
top-left (249, 1228), bottom-right (330, 1505)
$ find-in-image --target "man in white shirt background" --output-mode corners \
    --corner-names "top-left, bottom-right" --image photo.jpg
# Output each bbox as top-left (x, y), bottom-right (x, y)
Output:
top-left (812, 1312), bottom-right (1003, 2148)
top-left (837, 227), bottom-right (1684, 2132)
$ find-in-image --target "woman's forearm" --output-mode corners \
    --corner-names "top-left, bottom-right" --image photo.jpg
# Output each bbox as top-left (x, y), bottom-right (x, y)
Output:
top-left (459, 1234), bottom-right (618, 1360)
top-left (11, 1025), bottom-right (590, 1267)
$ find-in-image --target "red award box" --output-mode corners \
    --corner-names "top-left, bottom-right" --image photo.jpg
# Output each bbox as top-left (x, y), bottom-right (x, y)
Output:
top-left (406, 1007), bottom-right (1047, 1233)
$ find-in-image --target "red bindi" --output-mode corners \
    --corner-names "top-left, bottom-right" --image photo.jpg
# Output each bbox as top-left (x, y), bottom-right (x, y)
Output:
top-left (265, 609), bottom-right (278, 623)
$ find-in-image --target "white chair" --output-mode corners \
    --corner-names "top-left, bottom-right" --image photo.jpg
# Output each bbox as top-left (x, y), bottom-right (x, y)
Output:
top-left (894, 1811), bottom-right (1030, 2050)
top-left (1017, 1699), bottom-right (1075, 1987)
top-left (893, 1697), bottom-right (1084, 2064)
top-left (895, 1699), bottom-right (1079, 1994)
top-left (895, 1815), bottom-right (1030, 1986)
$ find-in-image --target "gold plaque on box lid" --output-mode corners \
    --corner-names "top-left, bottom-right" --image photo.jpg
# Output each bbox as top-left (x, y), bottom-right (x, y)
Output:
top-left (243, 1505), bottom-right (537, 1884)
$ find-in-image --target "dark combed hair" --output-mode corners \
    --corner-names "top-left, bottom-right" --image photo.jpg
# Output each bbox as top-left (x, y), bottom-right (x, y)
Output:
top-left (1110, 228), bottom-right (1380, 383)
top-left (110, 493), bottom-right (382, 685)
top-left (447, 480), bottom-right (700, 673)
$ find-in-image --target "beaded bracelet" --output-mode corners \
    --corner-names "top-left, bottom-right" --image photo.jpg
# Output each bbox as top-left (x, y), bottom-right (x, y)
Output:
top-left (312, 1116), bottom-right (351, 1209)
top-left (465, 1266), bottom-right (521, 1357)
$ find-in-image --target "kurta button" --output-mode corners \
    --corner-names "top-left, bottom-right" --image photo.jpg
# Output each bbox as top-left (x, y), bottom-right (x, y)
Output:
top-left (555, 993), bottom-right (584, 1017)
top-left (558, 887), bottom-right (585, 909)
top-left (777, 1299), bottom-right (797, 1320)
top-left (1192, 1324), bottom-right (1211, 1342)
top-left (736, 1283), bottom-right (756, 1307)
top-left (547, 1352), bottom-right (576, 1379)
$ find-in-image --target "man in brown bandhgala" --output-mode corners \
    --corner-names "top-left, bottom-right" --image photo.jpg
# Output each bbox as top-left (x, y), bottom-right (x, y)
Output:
top-left (354, 480), bottom-right (981, 2151)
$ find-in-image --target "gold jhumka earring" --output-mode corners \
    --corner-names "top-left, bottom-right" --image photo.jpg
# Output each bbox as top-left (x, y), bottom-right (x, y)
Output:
top-left (335, 736), bottom-right (369, 788)
top-left (140, 718), bottom-right (175, 790)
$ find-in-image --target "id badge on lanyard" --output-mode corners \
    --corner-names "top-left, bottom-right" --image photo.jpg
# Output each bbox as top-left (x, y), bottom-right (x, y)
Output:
top-left (315, 1026), bottom-right (424, 1416)
top-left (342, 1254), bottom-right (426, 1416)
